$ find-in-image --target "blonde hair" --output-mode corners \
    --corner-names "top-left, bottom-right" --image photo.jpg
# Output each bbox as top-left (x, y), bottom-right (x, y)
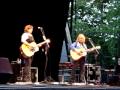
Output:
top-left (76, 33), bottom-right (86, 42)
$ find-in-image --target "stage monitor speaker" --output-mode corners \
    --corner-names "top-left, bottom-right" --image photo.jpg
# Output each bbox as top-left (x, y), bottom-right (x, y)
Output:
top-left (0, 57), bottom-right (13, 84)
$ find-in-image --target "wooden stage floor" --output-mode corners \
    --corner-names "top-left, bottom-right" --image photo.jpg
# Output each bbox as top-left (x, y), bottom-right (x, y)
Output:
top-left (0, 82), bottom-right (120, 90)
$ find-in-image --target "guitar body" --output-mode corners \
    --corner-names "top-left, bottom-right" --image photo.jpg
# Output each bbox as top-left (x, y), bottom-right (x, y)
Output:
top-left (20, 42), bottom-right (39, 58)
top-left (20, 39), bottom-right (50, 58)
top-left (70, 48), bottom-right (87, 61)
top-left (70, 46), bottom-right (101, 61)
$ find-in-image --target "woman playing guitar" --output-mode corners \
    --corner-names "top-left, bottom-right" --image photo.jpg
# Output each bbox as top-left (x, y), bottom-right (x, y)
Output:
top-left (69, 33), bottom-right (100, 84)
top-left (20, 24), bottom-right (50, 84)
top-left (20, 24), bottom-right (35, 84)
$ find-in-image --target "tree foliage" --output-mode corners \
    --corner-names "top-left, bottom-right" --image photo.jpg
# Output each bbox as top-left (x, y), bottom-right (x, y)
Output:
top-left (68, 0), bottom-right (120, 68)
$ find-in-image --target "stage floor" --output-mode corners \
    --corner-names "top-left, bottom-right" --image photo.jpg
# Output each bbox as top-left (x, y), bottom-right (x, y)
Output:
top-left (0, 82), bottom-right (120, 90)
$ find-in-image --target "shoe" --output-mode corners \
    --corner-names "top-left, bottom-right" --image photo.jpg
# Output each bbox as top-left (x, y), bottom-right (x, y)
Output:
top-left (33, 82), bottom-right (39, 85)
top-left (72, 82), bottom-right (86, 85)
top-left (25, 82), bottom-right (32, 84)
top-left (14, 82), bottom-right (32, 85)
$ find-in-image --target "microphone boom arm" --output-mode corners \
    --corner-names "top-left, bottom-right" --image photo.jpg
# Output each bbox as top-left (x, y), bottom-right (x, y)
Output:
top-left (38, 27), bottom-right (50, 48)
top-left (88, 38), bottom-right (99, 54)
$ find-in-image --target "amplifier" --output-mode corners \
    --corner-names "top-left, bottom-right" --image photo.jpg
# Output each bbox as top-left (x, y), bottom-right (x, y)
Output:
top-left (85, 64), bottom-right (101, 83)
top-left (10, 60), bottom-right (38, 83)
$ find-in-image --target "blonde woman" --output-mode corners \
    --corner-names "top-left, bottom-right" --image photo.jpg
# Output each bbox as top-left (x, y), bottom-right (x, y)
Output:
top-left (70, 34), bottom-right (95, 84)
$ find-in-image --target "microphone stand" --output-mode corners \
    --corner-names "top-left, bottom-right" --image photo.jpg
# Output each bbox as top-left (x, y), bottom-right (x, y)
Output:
top-left (88, 38), bottom-right (99, 65)
top-left (39, 27), bottom-right (51, 83)
top-left (44, 42), bottom-right (50, 83)
top-left (88, 38), bottom-right (100, 85)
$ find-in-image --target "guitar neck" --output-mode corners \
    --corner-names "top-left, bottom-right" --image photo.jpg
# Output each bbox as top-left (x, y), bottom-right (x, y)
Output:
top-left (87, 46), bottom-right (101, 52)
top-left (37, 41), bottom-right (47, 47)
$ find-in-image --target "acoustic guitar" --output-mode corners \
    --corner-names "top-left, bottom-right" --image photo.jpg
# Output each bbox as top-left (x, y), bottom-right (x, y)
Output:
top-left (20, 39), bottom-right (50, 57)
top-left (70, 46), bottom-right (101, 61)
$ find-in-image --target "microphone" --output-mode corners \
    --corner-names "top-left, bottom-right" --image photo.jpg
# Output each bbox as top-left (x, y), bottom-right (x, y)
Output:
top-left (87, 37), bottom-right (99, 54)
top-left (38, 27), bottom-right (43, 30)
top-left (86, 37), bottom-right (91, 40)
top-left (88, 38), bottom-right (91, 40)
top-left (38, 27), bottom-right (45, 39)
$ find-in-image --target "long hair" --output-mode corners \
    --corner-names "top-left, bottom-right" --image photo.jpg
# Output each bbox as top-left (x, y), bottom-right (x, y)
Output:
top-left (76, 33), bottom-right (86, 42)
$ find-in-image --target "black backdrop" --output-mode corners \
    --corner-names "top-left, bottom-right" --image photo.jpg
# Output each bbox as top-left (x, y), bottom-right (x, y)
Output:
top-left (0, 0), bottom-right (70, 82)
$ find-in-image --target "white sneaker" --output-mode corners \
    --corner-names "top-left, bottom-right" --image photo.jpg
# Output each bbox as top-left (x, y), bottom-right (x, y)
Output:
top-left (24, 82), bottom-right (32, 84)
top-left (72, 82), bottom-right (86, 85)
top-left (33, 82), bottom-right (39, 85)
top-left (15, 82), bottom-right (32, 85)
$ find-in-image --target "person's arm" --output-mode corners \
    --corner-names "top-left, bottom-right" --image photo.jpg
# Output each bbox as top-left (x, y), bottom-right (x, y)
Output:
top-left (70, 42), bottom-right (77, 51)
top-left (87, 48), bottom-right (95, 52)
top-left (87, 46), bottom-right (101, 53)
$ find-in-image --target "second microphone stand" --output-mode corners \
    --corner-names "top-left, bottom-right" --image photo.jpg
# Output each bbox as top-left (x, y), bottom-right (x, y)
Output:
top-left (88, 38), bottom-right (100, 85)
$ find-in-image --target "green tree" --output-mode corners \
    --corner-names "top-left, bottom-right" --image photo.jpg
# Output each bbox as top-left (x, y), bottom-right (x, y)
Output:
top-left (68, 0), bottom-right (120, 68)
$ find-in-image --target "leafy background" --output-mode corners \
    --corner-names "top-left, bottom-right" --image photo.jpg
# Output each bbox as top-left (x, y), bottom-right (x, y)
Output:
top-left (68, 0), bottom-right (120, 69)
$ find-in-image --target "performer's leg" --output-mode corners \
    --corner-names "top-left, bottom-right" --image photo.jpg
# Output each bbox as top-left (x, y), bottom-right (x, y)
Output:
top-left (70, 61), bottom-right (78, 83)
top-left (22, 57), bottom-right (32, 82)
top-left (79, 59), bottom-right (86, 83)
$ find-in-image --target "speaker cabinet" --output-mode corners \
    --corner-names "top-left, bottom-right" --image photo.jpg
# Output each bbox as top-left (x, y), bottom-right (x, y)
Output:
top-left (9, 61), bottom-right (21, 83)
top-left (0, 57), bottom-right (13, 84)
